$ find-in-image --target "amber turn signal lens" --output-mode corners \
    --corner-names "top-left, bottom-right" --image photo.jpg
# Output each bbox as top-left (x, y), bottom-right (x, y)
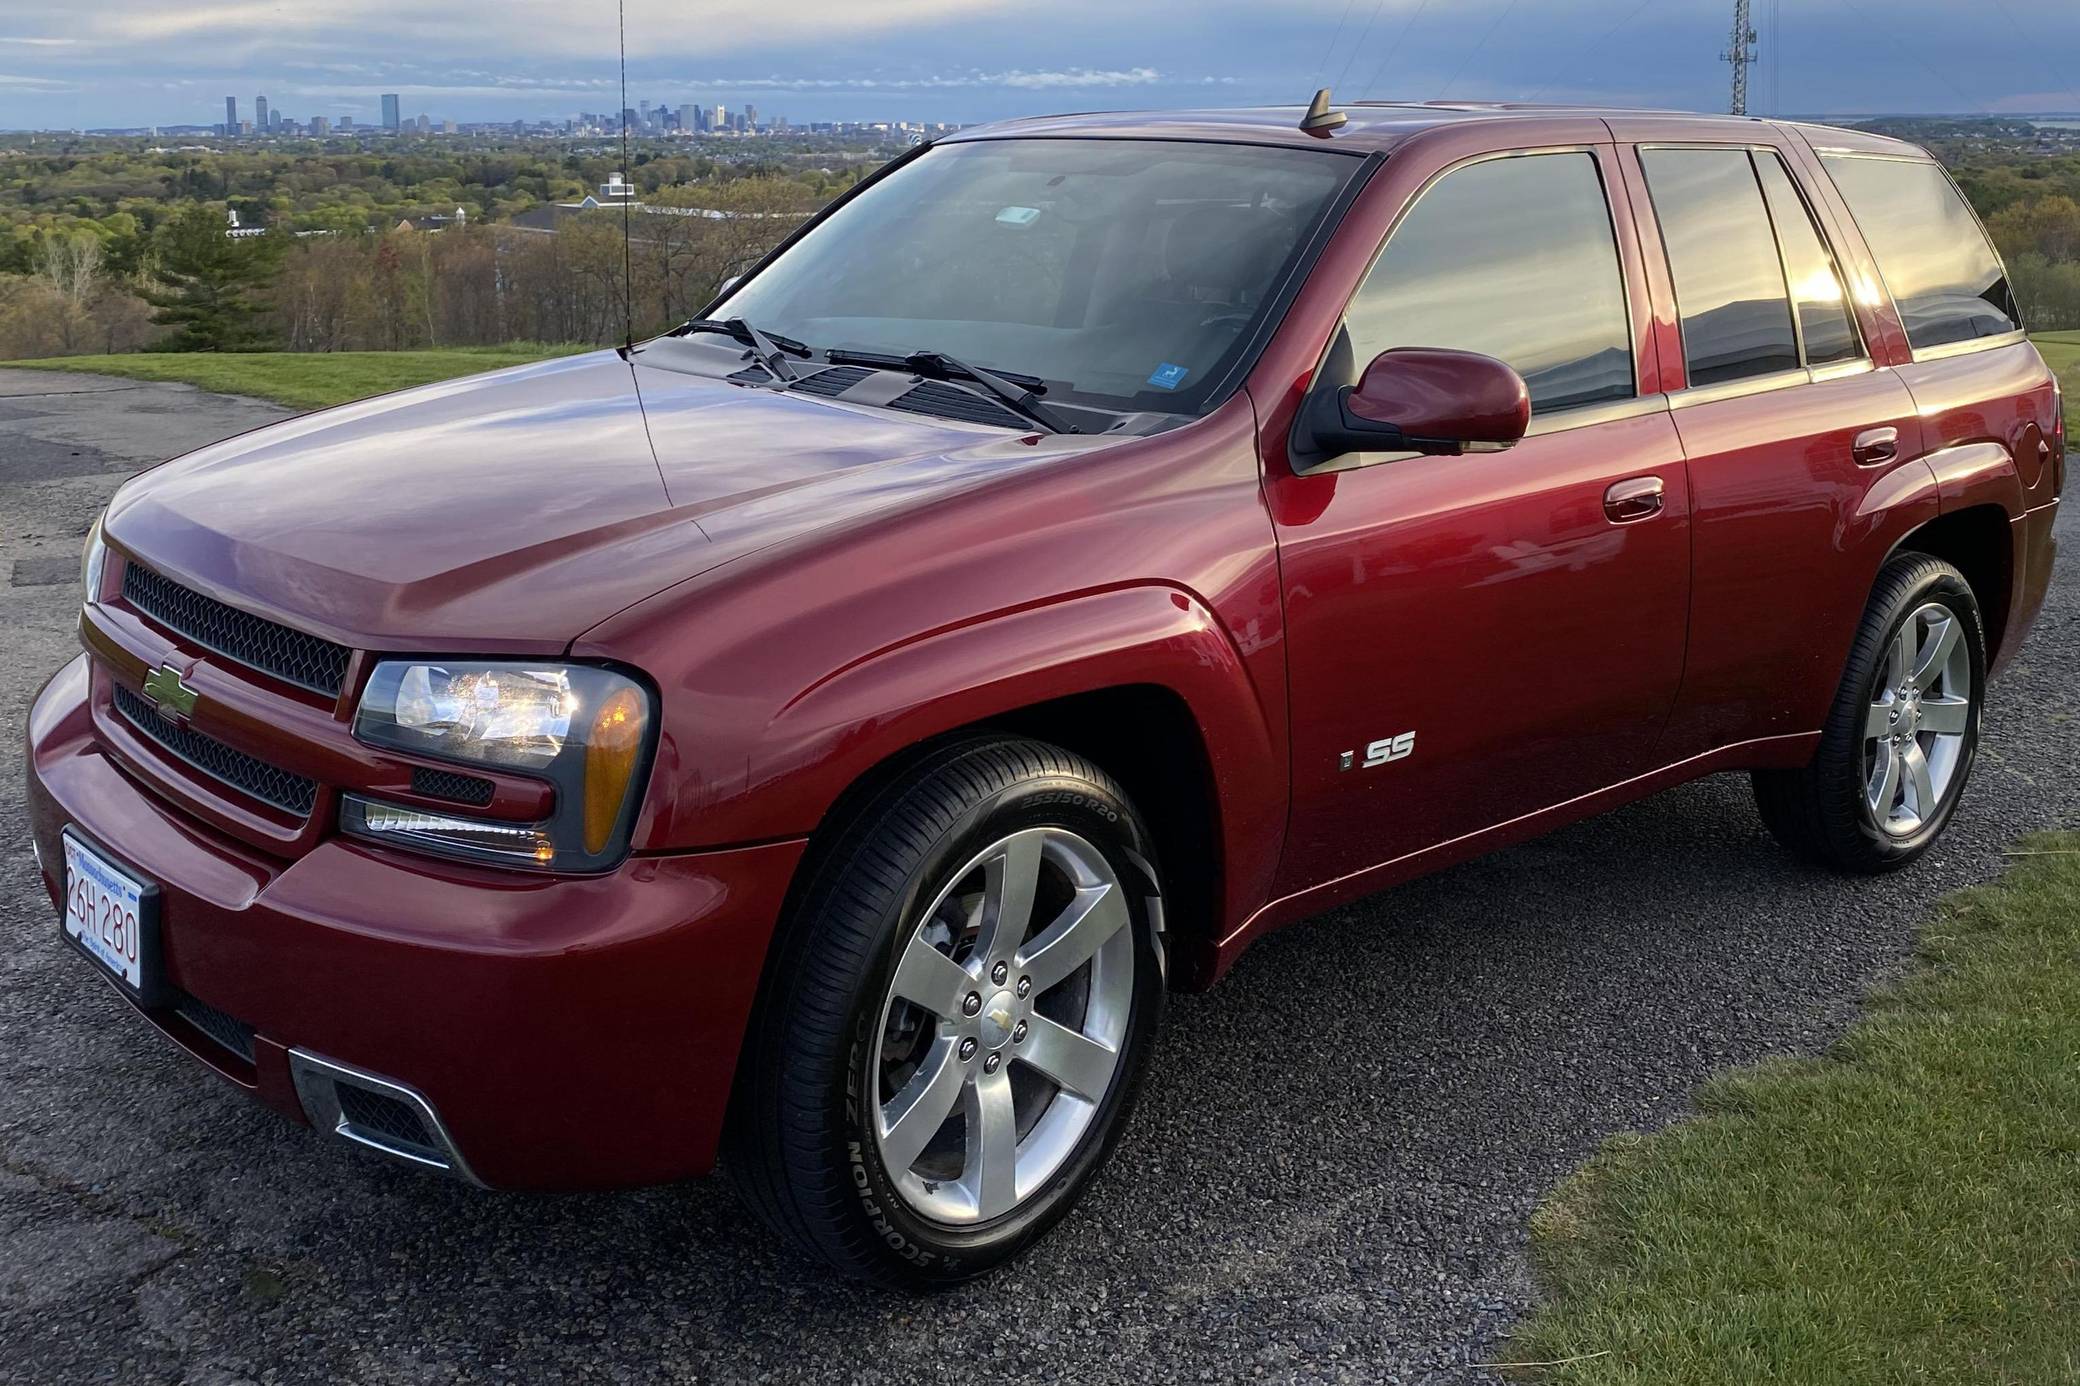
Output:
top-left (583, 686), bottom-right (647, 854)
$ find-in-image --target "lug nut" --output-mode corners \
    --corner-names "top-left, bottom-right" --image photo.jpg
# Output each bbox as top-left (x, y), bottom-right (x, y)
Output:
top-left (962, 992), bottom-right (982, 1017)
top-left (991, 960), bottom-right (1009, 985)
top-left (983, 1053), bottom-right (1002, 1074)
top-left (1012, 1020), bottom-right (1028, 1044)
top-left (1015, 976), bottom-right (1032, 999)
top-left (959, 1037), bottom-right (977, 1062)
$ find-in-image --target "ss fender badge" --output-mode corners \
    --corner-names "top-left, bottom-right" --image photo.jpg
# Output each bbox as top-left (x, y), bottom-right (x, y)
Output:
top-left (141, 663), bottom-right (200, 725)
top-left (1339, 731), bottom-right (1415, 772)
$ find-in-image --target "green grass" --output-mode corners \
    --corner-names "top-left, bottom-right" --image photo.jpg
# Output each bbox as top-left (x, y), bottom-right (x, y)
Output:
top-left (0, 344), bottom-right (591, 411)
top-left (1508, 834), bottom-right (2080, 1383)
top-left (2036, 332), bottom-right (2079, 437)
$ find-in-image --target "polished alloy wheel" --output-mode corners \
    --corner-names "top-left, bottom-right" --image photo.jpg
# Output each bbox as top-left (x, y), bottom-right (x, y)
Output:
top-left (870, 826), bottom-right (1134, 1225)
top-left (1863, 600), bottom-right (1973, 836)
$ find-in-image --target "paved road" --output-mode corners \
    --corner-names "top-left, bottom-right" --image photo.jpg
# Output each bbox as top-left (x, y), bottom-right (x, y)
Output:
top-left (2, 366), bottom-right (2074, 1385)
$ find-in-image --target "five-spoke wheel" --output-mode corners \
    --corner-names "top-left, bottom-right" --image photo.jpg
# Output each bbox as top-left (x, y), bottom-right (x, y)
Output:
top-left (727, 737), bottom-right (1163, 1286)
top-left (1755, 551), bottom-right (1984, 871)
top-left (873, 827), bottom-right (1135, 1224)
top-left (1861, 601), bottom-right (1974, 836)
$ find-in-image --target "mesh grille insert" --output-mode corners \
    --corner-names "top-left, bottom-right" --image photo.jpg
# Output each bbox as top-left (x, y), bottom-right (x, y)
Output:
top-left (888, 380), bottom-right (1031, 430)
top-left (411, 766), bottom-right (495, 807)
top-left (335, 1083), bottom-right (436, 1152)
top-left (114, 684), bottom-right (320, 817)
top-left (172, 991), bottom-right (256, 1063)
top-left (791, 366), bottom-right (874, 398)
top-left (122, 563), bottom-right (352, 698)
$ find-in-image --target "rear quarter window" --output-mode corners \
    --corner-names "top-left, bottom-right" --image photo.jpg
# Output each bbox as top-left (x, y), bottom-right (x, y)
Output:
top-left (1821, 154), bottom-right (2020, 350)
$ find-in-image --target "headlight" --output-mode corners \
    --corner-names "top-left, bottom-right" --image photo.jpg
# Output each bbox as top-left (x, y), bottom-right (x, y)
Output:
top-left (81, 514), bottom-right (108, 603)
top-left (347, 661), bottom-right (655, 871)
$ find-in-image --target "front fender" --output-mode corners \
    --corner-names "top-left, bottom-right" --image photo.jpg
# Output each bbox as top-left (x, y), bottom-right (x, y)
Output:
top-left (607, 584), bottom-right (1287, 938)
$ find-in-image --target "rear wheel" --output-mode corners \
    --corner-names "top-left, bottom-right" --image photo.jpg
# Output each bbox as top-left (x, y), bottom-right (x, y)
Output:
top-left (1753, 552), bottom-right (1984, 872)
top-left (725, 737), bottom-right (1165, 1286)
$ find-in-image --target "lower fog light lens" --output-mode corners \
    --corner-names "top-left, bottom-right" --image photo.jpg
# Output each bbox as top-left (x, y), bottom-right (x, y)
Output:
top-left (344, 797), bottom-right (554, 866)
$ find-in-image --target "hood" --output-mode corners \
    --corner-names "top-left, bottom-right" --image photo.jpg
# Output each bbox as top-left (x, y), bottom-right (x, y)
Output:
top-left (107, 350), bottom-right (1102, 654)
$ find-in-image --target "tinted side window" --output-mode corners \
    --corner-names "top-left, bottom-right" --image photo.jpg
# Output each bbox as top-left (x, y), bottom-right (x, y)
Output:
top-left (1641, 147), bottom-right (1799, 386)
top-left (1344, 152), bottom-right (1633, 415)
top-left (1822, 154), bottom-right (2020, 349)
top-left (1754, 153), bottom-right (1863, 366)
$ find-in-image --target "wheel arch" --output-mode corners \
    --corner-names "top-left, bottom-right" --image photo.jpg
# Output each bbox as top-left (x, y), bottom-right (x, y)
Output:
top-left (1890, 503), bottom-right (2015, 665)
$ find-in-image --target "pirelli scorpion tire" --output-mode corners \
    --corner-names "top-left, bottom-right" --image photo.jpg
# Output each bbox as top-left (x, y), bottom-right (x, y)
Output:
top-left (725, 736), bottom-right (1167, 1287)
top-left (1752, 552), bottom-right (1985, 873)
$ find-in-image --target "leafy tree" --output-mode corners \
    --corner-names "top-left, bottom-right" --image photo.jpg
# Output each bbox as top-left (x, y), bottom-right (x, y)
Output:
top-left (138, 205), bottom-right (282, 351)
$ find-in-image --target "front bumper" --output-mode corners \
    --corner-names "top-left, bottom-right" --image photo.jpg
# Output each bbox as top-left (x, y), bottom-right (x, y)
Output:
top-left (26, 653), bottom-right (805, 1190)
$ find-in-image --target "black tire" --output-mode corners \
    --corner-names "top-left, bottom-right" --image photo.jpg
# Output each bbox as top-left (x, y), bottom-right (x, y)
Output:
top-left (1752, 552), bottom-right (1985, 872)
top-left (724, 736), bottom-right (1166, 1288)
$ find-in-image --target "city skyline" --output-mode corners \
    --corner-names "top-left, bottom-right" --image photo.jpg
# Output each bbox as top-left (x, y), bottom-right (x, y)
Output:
top-left (3, 0), bottom-right (2080, 131)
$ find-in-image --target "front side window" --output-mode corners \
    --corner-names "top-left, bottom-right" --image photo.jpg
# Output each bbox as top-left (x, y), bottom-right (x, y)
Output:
top-left (715, 138), bottom-right (1360, 415)
top-left (1641, 147), bottom-right (1800, 386)
top-left (1822, 154), bottom-right (2020, 350)
top-left (1343, 152), bottom-right (1634, 415)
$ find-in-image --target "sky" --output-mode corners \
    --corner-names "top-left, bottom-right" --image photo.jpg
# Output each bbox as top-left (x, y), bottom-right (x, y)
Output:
top-left (2, 0), bottom-right (2077, 132)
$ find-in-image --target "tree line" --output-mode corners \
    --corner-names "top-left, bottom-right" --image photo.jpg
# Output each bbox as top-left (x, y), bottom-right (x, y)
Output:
top-left (1, 136), bottom-right (2077, 362)
top-left (0, 175), bottom-right (823, 358)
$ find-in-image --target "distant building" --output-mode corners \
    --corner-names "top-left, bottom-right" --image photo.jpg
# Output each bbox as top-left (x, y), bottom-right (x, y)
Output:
top-left (745, 103), bottom-right (758, 132)
top-left (312, 116), bottom-right (330, 136)
top-left (392, 205), bottom-right (469, 233)
top-left (339, 115), bottom-right (354, 131)
top-left (255, 94), bottom-right (269, 131)
top-left (224, 208), bottom-right (268, 239)
top-left (224, 96), bottom-right (237, 136)
top-left (381, 93), bottom-right (401, 130)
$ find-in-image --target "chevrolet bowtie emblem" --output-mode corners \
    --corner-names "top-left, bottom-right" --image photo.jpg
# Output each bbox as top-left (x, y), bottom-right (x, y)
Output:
top-left (141, 663), bottom-right (200, 723)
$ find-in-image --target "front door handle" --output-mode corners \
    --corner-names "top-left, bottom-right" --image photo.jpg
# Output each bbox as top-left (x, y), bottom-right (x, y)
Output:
top-left (1853, 426), bottom-right (1900, 467)
top-left (1604, 475), bottom-right (1665, 524)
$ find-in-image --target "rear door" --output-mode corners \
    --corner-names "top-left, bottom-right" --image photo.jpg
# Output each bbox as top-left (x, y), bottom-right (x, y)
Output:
top-left (1624, 134), bottom-right (1933, 757)
top-left (1264, 140), bottom-right (1691, 891)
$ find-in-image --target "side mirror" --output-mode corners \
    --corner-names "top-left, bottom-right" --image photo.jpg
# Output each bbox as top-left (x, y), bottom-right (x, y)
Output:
top-left (1294, 347), bottom-right (1531, 465)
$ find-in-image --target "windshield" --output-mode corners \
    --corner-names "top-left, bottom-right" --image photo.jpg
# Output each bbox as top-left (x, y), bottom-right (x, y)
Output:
top-left (713, 138), bottom-right (1360, 416)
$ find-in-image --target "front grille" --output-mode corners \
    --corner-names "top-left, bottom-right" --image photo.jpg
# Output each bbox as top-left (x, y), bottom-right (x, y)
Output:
top-left (114, 684), bottom-right (319, 817)
top-left (172, 991), bottom-right (256, 1063)
top-left (889, 380), bottom-right (1031, 430)
top-left (122, 563), bottom-right (352, 698)
top-left (334, 1084), bottom-right (436, 1152)
top-left (411, 766), bottom-right (494, 807)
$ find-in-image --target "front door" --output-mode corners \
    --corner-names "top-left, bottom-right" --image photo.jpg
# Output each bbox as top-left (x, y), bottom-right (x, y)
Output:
top-left (1267, 146), bottom-right (1692, 891)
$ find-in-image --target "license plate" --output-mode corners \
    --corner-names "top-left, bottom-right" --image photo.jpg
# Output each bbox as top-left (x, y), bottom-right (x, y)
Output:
top-left (61, 832), bottom-right (163, 1002)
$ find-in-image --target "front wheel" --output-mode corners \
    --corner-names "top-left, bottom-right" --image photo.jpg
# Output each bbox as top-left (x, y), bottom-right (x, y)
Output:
top-left (725, 737), bottom-right (1165, 1287)
top-left (1753, 552), bottom-right (1985, 872)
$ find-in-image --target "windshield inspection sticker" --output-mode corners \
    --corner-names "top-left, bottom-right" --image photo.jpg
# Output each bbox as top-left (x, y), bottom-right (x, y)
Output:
top-left (1147, 363), bottom-right (1191, 391)
top-left (996, 206), bottom-right (1042, 226)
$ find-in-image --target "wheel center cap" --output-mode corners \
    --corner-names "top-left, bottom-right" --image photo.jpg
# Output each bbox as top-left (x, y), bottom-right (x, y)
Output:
top-left (980, 990), bottom-right (1017, 1049)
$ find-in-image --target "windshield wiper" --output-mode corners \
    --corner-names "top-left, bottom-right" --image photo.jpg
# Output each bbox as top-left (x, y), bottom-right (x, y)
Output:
top-left (825, 347), bottom-right (1078, 435)
top-left (678, 318), bottom-right (811, 382)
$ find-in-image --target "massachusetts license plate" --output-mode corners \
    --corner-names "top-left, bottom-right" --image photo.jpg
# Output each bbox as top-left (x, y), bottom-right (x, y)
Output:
top-left (61, 832), bottom-right (161, 1000)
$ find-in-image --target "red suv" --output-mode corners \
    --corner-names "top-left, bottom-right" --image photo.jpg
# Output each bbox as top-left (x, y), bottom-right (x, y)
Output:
top-left (26, 102), bottom-right (2062, 1285)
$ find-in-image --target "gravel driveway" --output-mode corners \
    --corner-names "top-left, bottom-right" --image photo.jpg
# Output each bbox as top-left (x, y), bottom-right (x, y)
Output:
top-left (2, 366), bottom-right (2073, 1385)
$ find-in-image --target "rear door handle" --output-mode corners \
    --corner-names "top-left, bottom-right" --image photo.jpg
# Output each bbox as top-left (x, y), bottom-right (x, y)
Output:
top-left (1604, 475), bottom-right (1665, 524)
top-left (1853, 427), bottom-right (1900, 467)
